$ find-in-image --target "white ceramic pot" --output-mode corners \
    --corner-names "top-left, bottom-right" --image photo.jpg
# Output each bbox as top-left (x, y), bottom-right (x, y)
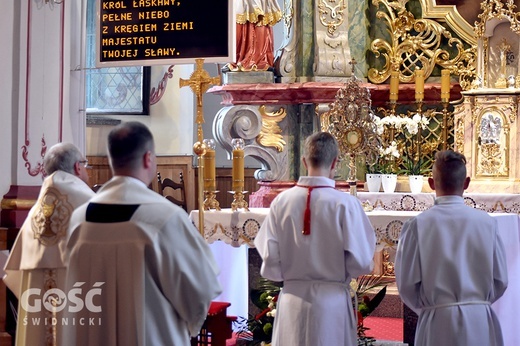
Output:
top-left (365, 174), bottom-right (382, 192)
top-left (381, 174), bottom-right (397, 193)
top-left (408, 175), bottom-right (424, 194)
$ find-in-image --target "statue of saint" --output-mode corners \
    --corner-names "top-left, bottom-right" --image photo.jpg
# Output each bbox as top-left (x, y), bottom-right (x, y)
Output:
top-left (226, 0), bottom-right (283, 71)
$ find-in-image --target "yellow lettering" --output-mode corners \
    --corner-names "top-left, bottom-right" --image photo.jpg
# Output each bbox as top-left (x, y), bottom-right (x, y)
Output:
top-left (145, 48), bottom-right (177, 57)
top-left (102, 12), bottom-right (133, 22)
top-left (114, 23), bottom-right (157, 34)
top-left (133, 0), bottom-right (174, 7)
top-left (103, 1), bottom-right (127, 10)
top-left (102, 49), bottom-right (139, 59)
top-left (102, 37), bottom-right (157, 46)
top-left (102, 26), bottom-right (108, 34)
top-left (138, 10), bottom-right (170, 20)
top-left (163, 22), bottom-right (194, 31)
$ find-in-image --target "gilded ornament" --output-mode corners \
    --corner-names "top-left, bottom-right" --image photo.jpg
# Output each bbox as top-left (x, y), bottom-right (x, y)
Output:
top-left (256, 105), bottom-right (287, 152)
top-left (31, 187), bottom-right (73, 246)
top-left (317, 0), bottom-right (347, 35)
top-left (368, 0), bottom-right (476, 90)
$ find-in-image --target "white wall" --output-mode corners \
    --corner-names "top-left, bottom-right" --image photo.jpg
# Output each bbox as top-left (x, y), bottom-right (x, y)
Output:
top-left (86, 64), bottom-right (195, 157)
top-left (0, 1), bottom-right (16, 196)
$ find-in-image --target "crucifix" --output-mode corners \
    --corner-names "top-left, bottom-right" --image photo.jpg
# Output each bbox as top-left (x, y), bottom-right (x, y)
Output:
top-left (179, 58), bottom-right (221, 234)
top-left (180, 58), bottom-right (221, 143)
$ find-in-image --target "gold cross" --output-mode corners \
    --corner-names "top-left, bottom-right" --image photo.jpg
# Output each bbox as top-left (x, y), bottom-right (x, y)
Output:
top-left (179, 58), bottom-right (221, 142)
top-left (349, 58), bottom-right (357, 75)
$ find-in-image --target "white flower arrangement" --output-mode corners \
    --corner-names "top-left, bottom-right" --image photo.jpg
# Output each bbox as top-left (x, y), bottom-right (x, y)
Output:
top-left (369, 114), bottom-right (430, 174)
top-left (374, 113), bottom-right (429, 136)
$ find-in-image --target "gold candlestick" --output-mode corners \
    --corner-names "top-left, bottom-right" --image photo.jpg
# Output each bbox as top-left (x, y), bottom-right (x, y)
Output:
top-left (231, 138), bottom-right (248, 211)
top-left (202, 138), bottom-right (220, 210)
top-left (415, 68), bottom-right (424, 102)
top-left (389, 70), bottom-right (399, 101)
top-left (232, 139), bottom-right (245, 192)
top-left (441, 69), bottom-right (450, 102)
top-left (180, 58), bottom-right (221, 235)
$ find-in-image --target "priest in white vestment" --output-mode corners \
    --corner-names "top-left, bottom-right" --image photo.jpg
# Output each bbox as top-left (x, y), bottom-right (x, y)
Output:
top-left (3, 143), bottom-right (94, 346)
top-left (254, 132), bottom-right (376, 346)
top-left (61, 122), bottom-right (222, 346)
top-left (396, 150), bottom-right (508, 346)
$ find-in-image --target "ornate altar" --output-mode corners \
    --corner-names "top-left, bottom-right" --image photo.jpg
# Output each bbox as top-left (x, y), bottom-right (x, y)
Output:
top-left (454, 0), bottom-right (520, 193)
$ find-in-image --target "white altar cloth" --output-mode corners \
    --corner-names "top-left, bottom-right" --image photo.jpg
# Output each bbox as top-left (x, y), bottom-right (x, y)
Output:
top-left (190, 209), bottom-right (520, 343)
top-left (357, 192), bottom-right (520, 213)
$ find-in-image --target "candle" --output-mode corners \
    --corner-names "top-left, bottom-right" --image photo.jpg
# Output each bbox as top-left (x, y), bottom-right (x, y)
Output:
top-left (389, 70), bottom-right (399, 101)
top-left (441, 69), bottom-right (450, 101)
top-left (415, 68), bottom-right (424, 101)
top-left (232, 149), bottom-right (244, 191)
top-left (202, 148), bottom-right (216, 191)
top-left (232, 139), bottom-right (245, 191)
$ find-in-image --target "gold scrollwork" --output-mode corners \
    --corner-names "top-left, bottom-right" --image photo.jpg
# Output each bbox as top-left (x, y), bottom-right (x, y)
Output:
top-left (475, 0), bottom-right (520, 38)
top-left (455, 115), bottom-right (465, 151)
top-left (508, 96), bottom-right (518, 123)
top-left (257, 105), bottom-right (287, 152)
top-left (478, 143), bottom-right (504, 175)
top-left (419, 0), bottom-right (477, 46)
top-left (317, 0), bottom-right (347, 35)
top-left (368, 0), bottom-right (476, 90)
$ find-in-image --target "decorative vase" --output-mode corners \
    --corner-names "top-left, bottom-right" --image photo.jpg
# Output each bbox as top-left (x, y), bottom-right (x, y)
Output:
top-left (381, 174), bottom-right (397, 193)
top-left (408, 175), bottom-right (424, 194)
top-left (365, 174), bottom-right (382, 192)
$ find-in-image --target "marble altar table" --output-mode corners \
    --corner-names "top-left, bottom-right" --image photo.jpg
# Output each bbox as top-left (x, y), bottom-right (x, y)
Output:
top-left (190, 208), bottom-right (520, 344)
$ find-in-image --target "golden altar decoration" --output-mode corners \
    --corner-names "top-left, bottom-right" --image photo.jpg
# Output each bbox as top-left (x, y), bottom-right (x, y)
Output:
top-left (365, 0), bottom-right (478, 180)
top-left (180, 58), bottom-right (221, 232)
top-left (321, 64), bottom-right (381, 196)
top-left (454, 0), bottom-right (520, 193)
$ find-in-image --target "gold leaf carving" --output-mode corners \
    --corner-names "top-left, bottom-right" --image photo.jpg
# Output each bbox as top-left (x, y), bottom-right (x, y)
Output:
top-left (257, 105), bottom-right (287, 152)
top-left (369, 0), bottom-right (477, 90)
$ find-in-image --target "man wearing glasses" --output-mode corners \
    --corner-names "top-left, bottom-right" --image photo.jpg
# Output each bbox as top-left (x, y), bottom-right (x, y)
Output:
top-left (3, 142), bottom-right (95, 346)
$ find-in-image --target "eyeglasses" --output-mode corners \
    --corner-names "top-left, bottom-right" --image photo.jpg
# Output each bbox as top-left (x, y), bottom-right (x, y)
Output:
top-left (78, 160), bottom-right (89, 168)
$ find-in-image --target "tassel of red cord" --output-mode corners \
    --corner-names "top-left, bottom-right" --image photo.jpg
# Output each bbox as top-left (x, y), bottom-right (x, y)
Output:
top-left (302, 186), bottom-right (313, 235)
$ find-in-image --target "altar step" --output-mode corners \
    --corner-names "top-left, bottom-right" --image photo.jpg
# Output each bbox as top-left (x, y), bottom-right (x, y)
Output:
top-left (227, 317), bottom-right (406, 346)
top-left (366, 282), bottom-right (403, 319)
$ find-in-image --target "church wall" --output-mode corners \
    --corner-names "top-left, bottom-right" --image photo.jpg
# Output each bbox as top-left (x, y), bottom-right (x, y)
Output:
top-left (0, 1), bottom-right (16, 199)
top-left (86, 64), bottom-right (196, 157)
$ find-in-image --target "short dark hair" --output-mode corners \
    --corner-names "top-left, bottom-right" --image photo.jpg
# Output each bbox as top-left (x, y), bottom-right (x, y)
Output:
top-left (303, 132), bottom-right (339, 169)
top-left (107, 122), bottom-right (154, 170)
top-left (433, 150), bottom-right (467, 192)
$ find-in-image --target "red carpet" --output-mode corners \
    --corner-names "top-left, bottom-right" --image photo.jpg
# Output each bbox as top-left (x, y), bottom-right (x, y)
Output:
top-left (362, 316), bottom-right (403, 342)
top-left (226, 317), bottom-right (403, 345)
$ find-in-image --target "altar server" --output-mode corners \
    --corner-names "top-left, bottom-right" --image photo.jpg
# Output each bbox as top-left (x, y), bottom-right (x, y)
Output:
top-left (3, 143), bottom-right (94, 346)
top-left (396, 150), bottom-right (508, 346)
top-left (254, 131), bottom-right (376, 346)
top-left (62, 122), bottom-right (221, 345)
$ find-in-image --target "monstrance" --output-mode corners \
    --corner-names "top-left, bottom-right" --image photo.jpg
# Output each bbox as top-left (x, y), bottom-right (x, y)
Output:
top-left (323, 64), bottom-right (381, 196)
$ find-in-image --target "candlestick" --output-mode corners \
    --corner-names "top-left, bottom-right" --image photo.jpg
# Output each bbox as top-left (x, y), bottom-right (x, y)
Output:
top-left (389, 70), bottom-right (399, 101)
top-left (441, 69), bottom-right (450, 101)
top-left (415, 68), bottom-right (424, 101)
top-left (202, 139), bottom-right (216, 191)
top-left (232, 138), bottom-right (245, 191)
